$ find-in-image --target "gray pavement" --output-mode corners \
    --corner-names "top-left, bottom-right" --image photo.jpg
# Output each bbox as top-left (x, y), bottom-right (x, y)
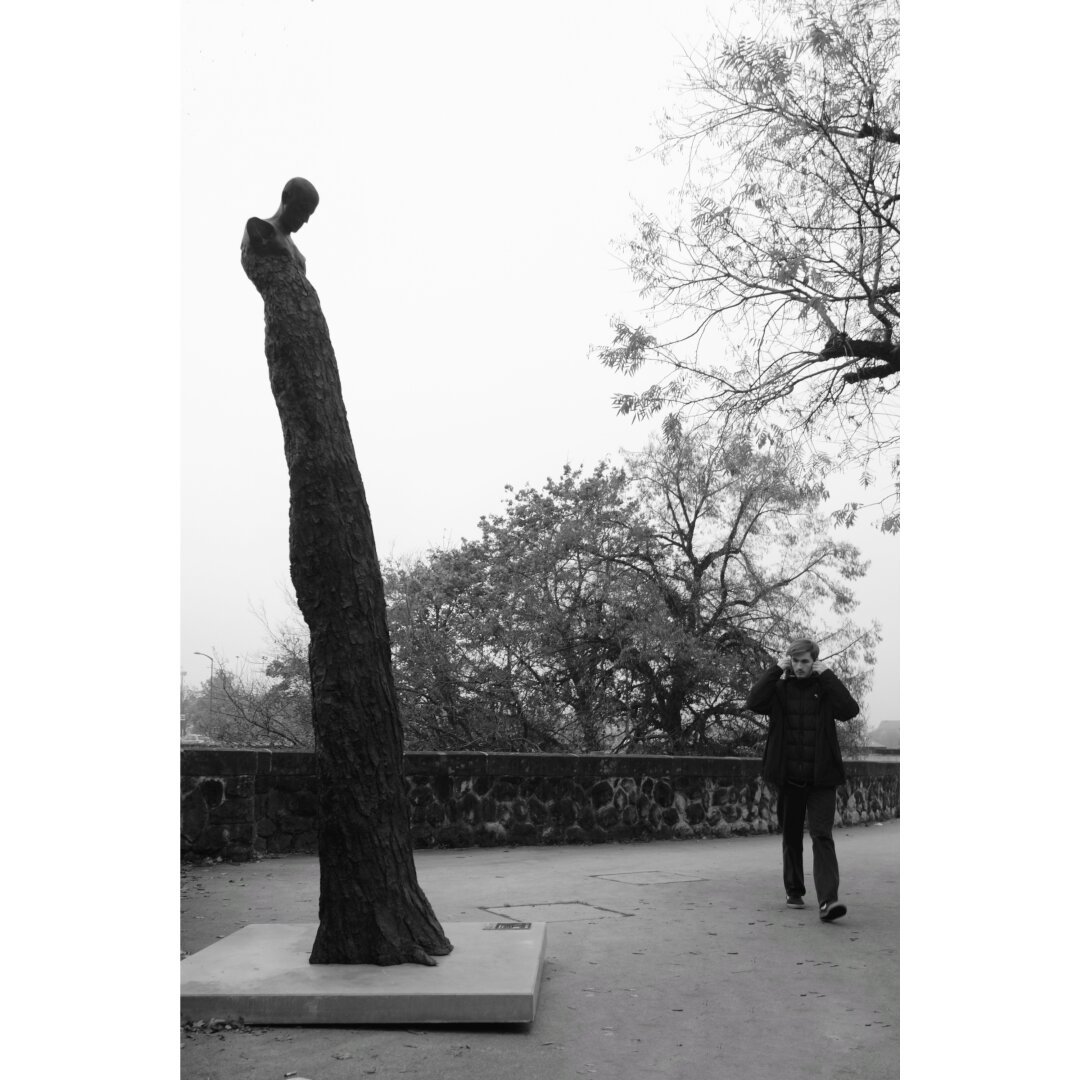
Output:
top-left (181, 820), bottom-right (899, 1079)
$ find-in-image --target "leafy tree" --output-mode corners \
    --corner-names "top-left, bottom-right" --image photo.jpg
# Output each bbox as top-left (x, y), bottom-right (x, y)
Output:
top-left (384, 545), bottom-right (531, 751)
top-left (244, 604), bottom-right (315, 745)
top-left (181, 670), bottom-right (228, 739)
top-left (598, 0), bottom-right (900, 530)
top-left (181, 608), bottom-right (314, 748)
top-left (609, 429), bottom-right (875, 752)
top-left (386, 464), bottom-right (645, 753)
top-left (475, 464), bottom-right (647, 751)
top-left (384, 431), bottom-right (877, 756)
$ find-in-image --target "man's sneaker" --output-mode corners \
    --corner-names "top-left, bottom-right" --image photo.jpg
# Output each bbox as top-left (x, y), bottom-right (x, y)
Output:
top-left (819, 900), bottom-right (847, 922)
top-left (786, 895), bottom-right (805, 908)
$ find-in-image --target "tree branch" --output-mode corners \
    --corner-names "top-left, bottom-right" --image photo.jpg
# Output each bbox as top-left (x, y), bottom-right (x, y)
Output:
top-left (856, 123), bottom-right (900, 144)
top-left (843, 361), bottom-right (900, 384)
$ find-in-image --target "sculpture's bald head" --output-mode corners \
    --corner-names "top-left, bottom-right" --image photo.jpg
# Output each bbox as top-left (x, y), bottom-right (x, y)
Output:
top-left (277, 177), bottom-right (320, 233)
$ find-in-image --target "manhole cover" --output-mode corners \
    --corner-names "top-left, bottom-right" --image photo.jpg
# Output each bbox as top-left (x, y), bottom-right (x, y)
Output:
top-left (592, 870), bottom-right (706, 885)
top-left (482, 901), bottom-right (632, 922)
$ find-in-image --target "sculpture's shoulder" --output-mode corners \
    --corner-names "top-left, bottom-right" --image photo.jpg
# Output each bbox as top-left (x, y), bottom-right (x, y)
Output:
top-left (241, 217), bottom-right (307, 274)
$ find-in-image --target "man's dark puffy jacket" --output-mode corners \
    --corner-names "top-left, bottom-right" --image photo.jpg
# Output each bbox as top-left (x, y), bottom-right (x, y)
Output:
top-left (746, 665), bottom-right (860, 786)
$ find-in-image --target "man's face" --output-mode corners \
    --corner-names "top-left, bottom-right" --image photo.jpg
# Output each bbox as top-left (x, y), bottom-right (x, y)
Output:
top-left (790, 651), bottom-right (814, 678)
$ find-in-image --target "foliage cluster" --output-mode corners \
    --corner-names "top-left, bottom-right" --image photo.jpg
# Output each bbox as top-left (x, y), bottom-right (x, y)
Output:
top-left (384, 430), bottom-right (876, 755)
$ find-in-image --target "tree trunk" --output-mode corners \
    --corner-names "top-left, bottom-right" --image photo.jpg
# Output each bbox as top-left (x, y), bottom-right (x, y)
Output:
top-left (240, 210), bottom-right (452, 967)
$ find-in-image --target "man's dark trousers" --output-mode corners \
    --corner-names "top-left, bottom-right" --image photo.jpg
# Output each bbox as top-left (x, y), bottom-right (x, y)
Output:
top-left (778, 781), bottom-right (839, 905)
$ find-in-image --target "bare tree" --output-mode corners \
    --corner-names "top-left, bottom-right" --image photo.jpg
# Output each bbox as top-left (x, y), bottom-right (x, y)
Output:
top-left (598, 0), bottom-right (900, 530)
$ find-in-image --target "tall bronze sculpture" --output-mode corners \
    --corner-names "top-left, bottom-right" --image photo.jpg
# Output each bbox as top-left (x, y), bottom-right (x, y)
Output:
top-left (241, 178), bottom-right (452, 966)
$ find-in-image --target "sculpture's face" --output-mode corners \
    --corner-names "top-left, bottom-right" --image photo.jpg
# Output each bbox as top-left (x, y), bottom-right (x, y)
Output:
top-left (282, 203), bottom-right (314, 232)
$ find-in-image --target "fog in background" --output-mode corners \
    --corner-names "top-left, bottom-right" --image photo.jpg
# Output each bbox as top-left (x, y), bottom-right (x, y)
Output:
top-left (182, 0), bottom-right (898, 730)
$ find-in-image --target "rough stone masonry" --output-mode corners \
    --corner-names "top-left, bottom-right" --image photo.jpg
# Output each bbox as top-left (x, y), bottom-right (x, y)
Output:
top-left (181, 749), bottom-right (899, 862)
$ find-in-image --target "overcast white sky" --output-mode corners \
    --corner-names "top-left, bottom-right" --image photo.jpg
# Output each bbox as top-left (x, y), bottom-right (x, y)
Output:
top-left (181, 0), bottom-right (898, 727)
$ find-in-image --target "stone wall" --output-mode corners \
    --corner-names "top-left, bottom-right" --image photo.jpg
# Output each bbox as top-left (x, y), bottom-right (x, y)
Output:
top-left (181, 749), bottom-right (899, 861)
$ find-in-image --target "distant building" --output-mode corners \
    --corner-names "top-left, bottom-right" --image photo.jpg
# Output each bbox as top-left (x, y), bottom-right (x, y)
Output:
top-left (866, 720), bottom-right (900, 750)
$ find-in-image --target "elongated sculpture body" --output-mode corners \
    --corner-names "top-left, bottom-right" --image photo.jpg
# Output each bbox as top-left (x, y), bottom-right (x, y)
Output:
top-left (241, 179), bottom-right (452, 965)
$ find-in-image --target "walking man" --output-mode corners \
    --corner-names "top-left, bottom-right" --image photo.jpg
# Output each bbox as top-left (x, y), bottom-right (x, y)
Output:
top-left (747, 638), bottom-right (860, 921)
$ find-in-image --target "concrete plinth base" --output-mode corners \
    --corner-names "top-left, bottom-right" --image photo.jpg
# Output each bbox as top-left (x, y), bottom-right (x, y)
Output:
top-left (181, 922), bottom-right (546, 1025)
